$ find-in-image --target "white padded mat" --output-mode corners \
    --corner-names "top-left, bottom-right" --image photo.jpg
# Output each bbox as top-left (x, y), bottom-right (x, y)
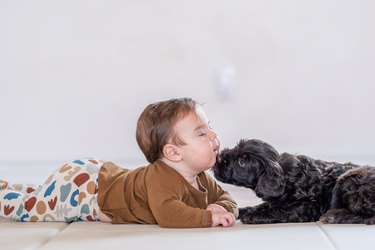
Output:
top-left (1, 166), bottom-right (375, 250)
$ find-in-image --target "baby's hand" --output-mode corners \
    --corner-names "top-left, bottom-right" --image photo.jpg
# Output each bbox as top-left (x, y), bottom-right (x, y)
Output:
top-left (210, 210), bottom-right (236, 227)
top-left (206, 203), bottom-right (227, 213)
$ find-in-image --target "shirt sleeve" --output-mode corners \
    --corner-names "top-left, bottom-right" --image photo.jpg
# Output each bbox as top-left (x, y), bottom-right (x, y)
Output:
top-left (146, 178), bottom-right (213, 228)
top-left (202, 172), bottom-right (239, 218)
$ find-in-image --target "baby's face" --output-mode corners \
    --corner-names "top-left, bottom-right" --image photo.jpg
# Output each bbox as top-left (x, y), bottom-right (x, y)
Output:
top-left (172, 107), bottom-right (220, 172)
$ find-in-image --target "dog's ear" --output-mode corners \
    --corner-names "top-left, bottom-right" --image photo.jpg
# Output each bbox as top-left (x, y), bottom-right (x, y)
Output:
top-left (255, 161), bottom-right (285, 199)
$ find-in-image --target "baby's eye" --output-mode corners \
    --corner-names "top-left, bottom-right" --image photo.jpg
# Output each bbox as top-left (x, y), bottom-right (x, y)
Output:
top-left (198, 128), bottom-right (207, 136)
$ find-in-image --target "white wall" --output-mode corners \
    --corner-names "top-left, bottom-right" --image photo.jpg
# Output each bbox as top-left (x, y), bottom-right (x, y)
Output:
top-left (1, 1), bottom-right (375, 182)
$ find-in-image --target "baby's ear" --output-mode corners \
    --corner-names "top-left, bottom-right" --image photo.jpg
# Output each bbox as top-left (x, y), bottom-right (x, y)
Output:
top-left (162, 144), bottom-right (182, 162)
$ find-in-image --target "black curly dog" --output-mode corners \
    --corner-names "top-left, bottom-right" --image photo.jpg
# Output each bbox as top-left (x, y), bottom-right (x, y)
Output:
top-left (213, 139), bottom-right (375, 224)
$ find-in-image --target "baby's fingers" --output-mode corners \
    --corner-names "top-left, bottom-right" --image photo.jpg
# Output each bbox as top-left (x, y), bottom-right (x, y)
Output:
top-left (218, 216), bottom-right (230, 227)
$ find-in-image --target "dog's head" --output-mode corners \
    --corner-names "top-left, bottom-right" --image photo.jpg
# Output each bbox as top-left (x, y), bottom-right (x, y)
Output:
top-left (213, 139), bottom-right (286, 200)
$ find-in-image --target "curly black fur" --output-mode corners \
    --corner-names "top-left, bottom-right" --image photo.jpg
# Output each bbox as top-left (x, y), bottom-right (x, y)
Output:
top-left (213, 139), bottom-right (375, 224)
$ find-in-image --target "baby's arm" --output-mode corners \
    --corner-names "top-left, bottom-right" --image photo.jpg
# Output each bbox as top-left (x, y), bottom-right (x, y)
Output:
top-left (149, 196), bottom-right (213, 228)
top-left (204, 173), bottom-right (239, 218)
top-left (206, 203), bottom-right (227, 213)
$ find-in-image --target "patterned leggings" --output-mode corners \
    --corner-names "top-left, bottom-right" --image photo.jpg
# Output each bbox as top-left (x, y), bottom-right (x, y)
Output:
top-left (0, 159), bottom-right (102, 222)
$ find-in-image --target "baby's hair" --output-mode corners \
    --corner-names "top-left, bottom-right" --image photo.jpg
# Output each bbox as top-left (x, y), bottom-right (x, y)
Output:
top-left (136, 98), bottom-right (199, 163)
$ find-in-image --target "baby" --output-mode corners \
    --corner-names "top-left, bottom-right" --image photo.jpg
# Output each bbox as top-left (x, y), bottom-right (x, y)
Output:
top-left (0, 98), bottom-right (238, 228)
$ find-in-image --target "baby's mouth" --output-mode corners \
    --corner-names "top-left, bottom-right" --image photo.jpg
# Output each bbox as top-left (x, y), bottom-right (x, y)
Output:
top-left (213, 138), bottom-right (220, 155)
top-left (213, 145), bottom-right (219, 154)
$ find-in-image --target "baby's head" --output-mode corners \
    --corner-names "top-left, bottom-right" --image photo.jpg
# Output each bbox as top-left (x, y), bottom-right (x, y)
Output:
top-left (136, 98), bottom-right (199, 163)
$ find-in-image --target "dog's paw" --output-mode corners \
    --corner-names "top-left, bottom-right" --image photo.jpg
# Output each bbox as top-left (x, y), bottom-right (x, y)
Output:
top-left (238, 207), bottom-right (256, 218)
top-left (238, 207), bottom-right (257, 224)
top-left (240, 215), bottom-right (255, 224)
top-left (319, 214), bottom-right (336, 224)
top-left (238, 208), bottom-right (247, 218)
top-left (319, 209), bottom-right (341, 224)
top-left (364, 216), bottom-right (375, 225)
top-left (319, 208), bottom-right (365, 224)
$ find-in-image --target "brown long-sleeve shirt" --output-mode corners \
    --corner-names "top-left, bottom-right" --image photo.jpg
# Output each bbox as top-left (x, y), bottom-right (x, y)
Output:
top-left (97, 160), bottom-right (238, 228)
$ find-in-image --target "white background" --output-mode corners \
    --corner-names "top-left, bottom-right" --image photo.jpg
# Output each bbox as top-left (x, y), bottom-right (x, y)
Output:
top-left (1, 1), bottom-right (374, 183)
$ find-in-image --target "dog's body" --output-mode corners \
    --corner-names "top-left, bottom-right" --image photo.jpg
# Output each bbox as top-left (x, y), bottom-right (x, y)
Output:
top-left (213, 139), bottom-right (375, 224)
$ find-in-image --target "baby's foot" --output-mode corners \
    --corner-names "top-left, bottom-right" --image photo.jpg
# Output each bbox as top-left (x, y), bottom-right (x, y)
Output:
top-left (0, 180), bottom-right (9, 190)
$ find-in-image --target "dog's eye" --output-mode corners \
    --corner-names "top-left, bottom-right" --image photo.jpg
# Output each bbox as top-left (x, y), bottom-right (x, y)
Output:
top-left (238, 158), bottom-right (245, 167)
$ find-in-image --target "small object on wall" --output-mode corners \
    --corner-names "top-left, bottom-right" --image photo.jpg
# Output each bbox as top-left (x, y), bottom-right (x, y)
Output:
top-left (215, 65), bottom-right (236, 102)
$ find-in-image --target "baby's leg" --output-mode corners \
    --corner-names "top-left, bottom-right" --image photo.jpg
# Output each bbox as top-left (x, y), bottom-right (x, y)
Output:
top-left (0, 179), bottom-right (41, 195)
top-left (0, 180), bottom-right (41, 221)
top-left (0, 159), bottom-right (102, 222)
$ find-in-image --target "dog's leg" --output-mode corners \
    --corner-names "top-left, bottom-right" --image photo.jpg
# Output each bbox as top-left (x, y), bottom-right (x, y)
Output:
top-left (319, 208), bottom-right (365, 224)
top-left (239, 202), bottom-right (320, 224)
top-left (323, 167), bottom-right (375, 224)
top-left (240, 204), bottom-right (291, 224)
top-left (239, 203), bottom-right (282, 224)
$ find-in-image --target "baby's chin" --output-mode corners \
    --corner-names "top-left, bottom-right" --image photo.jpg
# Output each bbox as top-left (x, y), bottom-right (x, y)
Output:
top-left (208, 156), bottom-right (218, 169)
